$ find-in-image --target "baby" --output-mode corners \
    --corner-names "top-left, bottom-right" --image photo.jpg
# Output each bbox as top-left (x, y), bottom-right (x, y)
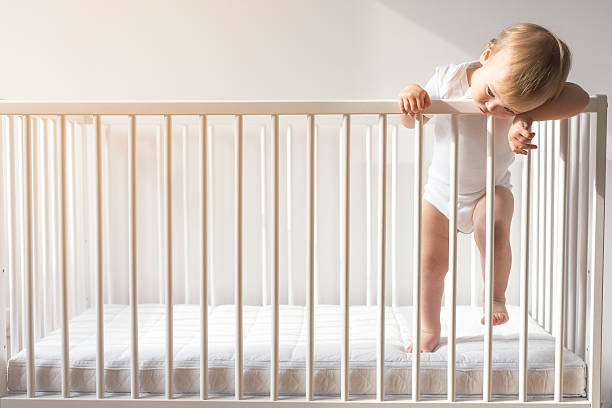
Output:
top-left (398, 23), bottom-right (589, 353)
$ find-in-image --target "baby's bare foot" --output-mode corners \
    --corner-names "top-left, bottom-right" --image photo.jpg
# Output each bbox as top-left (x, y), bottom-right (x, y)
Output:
top-left (405, 328), bottom-right (441, 353)
top-left (481, 300), bottom-right (509, 326)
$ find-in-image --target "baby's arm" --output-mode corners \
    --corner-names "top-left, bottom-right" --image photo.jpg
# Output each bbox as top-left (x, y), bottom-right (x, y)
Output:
top-left (398, 84), bottom-right (432, 129)
top-left (517, 82), bottom-right (589, 122)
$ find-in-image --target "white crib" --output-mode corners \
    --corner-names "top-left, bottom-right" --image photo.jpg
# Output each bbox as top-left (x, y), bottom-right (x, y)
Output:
top-left (0, 97), bottom-right (607, 407)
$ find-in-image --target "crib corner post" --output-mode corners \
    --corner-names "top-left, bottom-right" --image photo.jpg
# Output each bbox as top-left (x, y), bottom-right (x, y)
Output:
top-left (0, 267), bottom-right (7, 397)
top-left (588, 94), bottom-right (607, 408)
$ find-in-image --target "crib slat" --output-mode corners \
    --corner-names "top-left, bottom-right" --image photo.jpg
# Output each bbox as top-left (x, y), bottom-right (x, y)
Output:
top-left (46, 120), bottom-right (57, 334)
top-left (44, 120), bottom-right (55, 332)
top-left (411, 114), bottom-right (423, 402)
top-left (156, 126), bottom-right (165, 304)
top-left (17, 116), bottom-right (26, 354)
top-left (271, 114), bottom-right (280, 401)
top-left (33, 120), bottom-right (41, 336)
top-left (545, 120), bottom-right (554, 333)
top-left (59, 115), bottom-right (70, 398)
top-left (164, 115), bottom-right (175, 399)
top-left (69, 122), bottom-right (78, 319)
top-left (287, 126), bottom-right (294, 305)
top-left (483, 115), bottom-right (494, 402)
top-left (200, 115), bottom-right (209, 400)
top-left (551, 121), bottom-right (557, 331)
top-left (260, 126), bottom-right (268, 307)
top-left (5, 119), bottom-right (15, 355)
top-left (340, 114), bottom-right (350, 401)
top-left (576, 113), bottom-right (590, 359)
top-left (366, 126), bottom-right (373, 307)
top-left (207, 125), bottom-right (216, 308)
top-left (182, 125), bottom-right (190, 305)
top-left (447, 114), bottom-right (458, 402)
top-left (519, 151), bottom-right (532, 402)
top-left (4, 117), bottom-right (18, 359)
top-left (376, 114), bottom-right (387, 402)
top-left (234, 114), bottom-right (244, 400)
top-left (530, 122), bottom-right (540, 324)
top-left (30, 118), bottom-right (38, 341)
top-left (554, 118), bottom-right (569, 401)
top-left (391, 125), bottom-right (398, 308)
top-left (39, 119), bottom-right (49, 339)
top-left (95, 115), bottom-right (105, 399)
top-left (306, 114), bottom-right (315, 401)
top-left (537, 121), bottom-right (545, 326)
top-left (102, 123), bottom-right (113, 306)
top-left (128, 115), bottom-right (139, 399)
top-left (23, 115), bottom-right (36, 398)
top-left (567, 116), bottom-right (580, 352)
top-left (47, 118), bottom-right (61, 328)
top-left (314, 124), bottom-right (320, 306)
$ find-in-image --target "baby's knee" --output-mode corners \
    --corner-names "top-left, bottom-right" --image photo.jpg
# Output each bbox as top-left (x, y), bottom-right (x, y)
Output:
top-left (473, 219), bottom-right (511, 248)
top-left (422, 251), bottom-right (449, 280)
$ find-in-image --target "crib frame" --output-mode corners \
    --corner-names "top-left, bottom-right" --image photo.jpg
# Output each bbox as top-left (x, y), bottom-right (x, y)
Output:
top-left (0, 96), bottom-right (607, 407)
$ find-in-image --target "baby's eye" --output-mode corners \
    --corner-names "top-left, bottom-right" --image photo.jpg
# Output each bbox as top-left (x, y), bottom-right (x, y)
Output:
top-left (487, 87), bottom-right (494, 97)
top-left (504, 107), bottom-right (514, 114)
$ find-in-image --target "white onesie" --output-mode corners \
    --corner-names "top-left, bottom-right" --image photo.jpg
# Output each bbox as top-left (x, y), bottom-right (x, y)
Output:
top-left (422, 61), bottom-right (515, 234)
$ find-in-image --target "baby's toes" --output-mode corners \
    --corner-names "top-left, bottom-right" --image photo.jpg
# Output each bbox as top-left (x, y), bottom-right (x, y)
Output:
top-left (493, 312), bottom-right (509, 325)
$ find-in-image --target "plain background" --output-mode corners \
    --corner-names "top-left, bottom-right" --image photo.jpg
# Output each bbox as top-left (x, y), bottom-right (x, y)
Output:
top-left (0, 0), bottom-right (610, 403)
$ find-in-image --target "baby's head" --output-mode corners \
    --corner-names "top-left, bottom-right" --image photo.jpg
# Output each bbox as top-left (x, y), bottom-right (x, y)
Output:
top-left (471, 23), bottom-right (571, 118)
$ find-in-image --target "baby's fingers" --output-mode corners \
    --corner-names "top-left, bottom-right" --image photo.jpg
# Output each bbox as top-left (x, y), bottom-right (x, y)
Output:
top-left (520, 129), bottom-right (535, 140)
top-left (417, 92), bottom-right (429, 111)
top-left (398, 99), bottom-right (406, 114)
top-left (408, 98), bottom-right (419, 115)
top-left (399, 98), bottom-right (410, 114)
top-left (424, 92), bottom-right (432, 109)
top-left (516, 142), bottom-right (538, 155)
top-left (512, 130), bottom-right (535, 145)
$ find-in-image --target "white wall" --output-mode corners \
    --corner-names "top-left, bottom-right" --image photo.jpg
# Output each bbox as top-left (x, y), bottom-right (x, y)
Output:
top-left (0, 0), bottom-right (611, 404)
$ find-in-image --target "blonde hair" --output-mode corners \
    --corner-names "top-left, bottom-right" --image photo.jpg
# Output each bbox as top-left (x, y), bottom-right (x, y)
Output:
top-left (487, 23), bottom-right (571, 112)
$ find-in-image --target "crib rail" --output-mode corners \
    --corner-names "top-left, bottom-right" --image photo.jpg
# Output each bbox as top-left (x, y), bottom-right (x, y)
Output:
top-left (0, 100), bottom-right (484, 115)
top-left (0, 96), bottom-right (607, 407)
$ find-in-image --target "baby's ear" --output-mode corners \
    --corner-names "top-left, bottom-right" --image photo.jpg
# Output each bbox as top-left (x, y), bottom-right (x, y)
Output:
top-left (480, 49), bottom-right (491, 65)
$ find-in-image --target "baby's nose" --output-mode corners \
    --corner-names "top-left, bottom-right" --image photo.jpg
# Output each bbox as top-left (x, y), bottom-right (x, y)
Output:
top-left (485, 101), bottom-right (498, 111)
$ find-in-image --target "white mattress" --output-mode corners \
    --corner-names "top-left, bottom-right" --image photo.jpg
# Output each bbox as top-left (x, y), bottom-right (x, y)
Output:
top-left (7, 304), bottom-right (586, 396)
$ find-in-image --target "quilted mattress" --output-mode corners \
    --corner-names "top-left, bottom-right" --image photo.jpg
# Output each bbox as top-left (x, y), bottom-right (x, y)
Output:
top-left (7, 304), bottom-right (586, 396)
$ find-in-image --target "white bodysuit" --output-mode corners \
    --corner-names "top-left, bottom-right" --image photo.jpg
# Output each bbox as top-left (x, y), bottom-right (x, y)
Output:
top-left (422, 61), bottom-right (515, 234)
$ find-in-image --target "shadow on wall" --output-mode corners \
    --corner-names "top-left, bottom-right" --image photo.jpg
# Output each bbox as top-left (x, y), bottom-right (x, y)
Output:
top-left (377, 0), bottom-right (496, 56)
top-left (377, 0), bottom-right (591, 57)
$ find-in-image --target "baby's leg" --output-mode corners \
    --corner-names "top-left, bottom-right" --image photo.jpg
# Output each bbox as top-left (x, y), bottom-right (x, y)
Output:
top-left (406, 200), bottom-right (449, 353)
top-left (472, 186), bottom-right (514, 325)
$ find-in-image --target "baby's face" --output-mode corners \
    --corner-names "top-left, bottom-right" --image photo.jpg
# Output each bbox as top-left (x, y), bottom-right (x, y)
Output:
top-left (470, 51), bottom-right (521, 119)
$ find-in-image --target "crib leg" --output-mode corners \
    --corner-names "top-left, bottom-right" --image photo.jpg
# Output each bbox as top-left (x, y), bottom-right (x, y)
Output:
top-left (1, 267), bottom-right (7, 397)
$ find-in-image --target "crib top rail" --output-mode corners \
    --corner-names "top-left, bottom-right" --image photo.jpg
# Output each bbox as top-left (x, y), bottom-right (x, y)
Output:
top-left (0, 95), bottom-right (606, 115)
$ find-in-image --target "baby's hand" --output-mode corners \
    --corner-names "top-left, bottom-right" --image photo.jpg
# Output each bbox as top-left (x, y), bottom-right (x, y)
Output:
top-left (398, 84), bottom-right (431, 116)
top-left (508, 115), bottom-right (536, 155)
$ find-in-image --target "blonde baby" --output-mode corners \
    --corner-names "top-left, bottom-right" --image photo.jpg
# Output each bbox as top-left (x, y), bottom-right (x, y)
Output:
top-left (398, 23), bottom-right (589, 352)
